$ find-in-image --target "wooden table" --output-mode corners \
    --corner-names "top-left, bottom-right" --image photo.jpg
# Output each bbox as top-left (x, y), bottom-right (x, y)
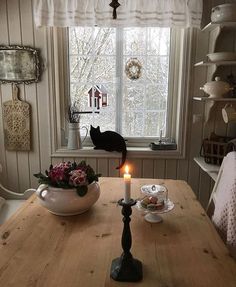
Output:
top-left (0, 178), bottom-right (236, 287)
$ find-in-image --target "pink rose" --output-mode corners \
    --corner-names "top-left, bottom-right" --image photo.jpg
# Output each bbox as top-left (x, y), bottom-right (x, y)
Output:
top-left (48, 162), bottom-right (71, 183)
top-left (69, 169), bottom-right (87, 187)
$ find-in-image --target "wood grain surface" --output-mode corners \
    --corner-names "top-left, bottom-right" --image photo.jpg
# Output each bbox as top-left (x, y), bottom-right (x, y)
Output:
top-left (0, 178), bottom-right (236, 287)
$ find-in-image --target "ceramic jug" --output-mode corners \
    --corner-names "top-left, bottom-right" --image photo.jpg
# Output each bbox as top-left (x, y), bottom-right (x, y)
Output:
top-left (67, 122), bottom-right (88, 150)
top-left (200, 77), bottom-right (233, 98)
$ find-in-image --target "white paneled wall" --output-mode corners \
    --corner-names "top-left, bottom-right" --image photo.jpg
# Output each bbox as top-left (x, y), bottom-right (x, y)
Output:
top-left (0, 0), bottom-right (236, 209)
top-left (0, 0), bottom-right (50, 192)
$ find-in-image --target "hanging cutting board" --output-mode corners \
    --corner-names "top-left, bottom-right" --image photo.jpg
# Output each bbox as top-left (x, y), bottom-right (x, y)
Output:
top-left (3, 85), bottom-right (31, 151)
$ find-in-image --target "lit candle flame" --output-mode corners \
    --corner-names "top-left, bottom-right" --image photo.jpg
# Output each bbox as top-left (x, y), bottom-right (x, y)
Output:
top-left (125, 165), bottom-right (129, 174)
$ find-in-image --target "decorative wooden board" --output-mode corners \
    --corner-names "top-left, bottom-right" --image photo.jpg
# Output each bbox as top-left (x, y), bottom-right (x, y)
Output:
top-left (3, 85), bottom-right (31, 151)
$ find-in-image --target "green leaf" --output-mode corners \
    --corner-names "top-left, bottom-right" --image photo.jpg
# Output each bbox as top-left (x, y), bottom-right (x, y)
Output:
top-left (33, 172), bottom-right (45, 178)
top-left (34, 173), bottom-right (49, 181)
top-left (76, 185), bottom-right (88, 197)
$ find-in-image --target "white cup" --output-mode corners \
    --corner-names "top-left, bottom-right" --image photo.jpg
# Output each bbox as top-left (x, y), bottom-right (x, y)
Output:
top-left (222, 104), bottom-right (236, 123)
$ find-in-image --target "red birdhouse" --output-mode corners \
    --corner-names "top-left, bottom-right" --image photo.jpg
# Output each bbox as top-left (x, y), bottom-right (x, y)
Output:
top-left (88, 85), bottom-right (108, 110)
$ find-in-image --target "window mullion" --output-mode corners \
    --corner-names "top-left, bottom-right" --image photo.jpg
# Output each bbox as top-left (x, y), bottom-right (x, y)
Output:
top-left (142, 27), bottom-right (147, 137)
top-left (115, 28), bottom-right (123, 134)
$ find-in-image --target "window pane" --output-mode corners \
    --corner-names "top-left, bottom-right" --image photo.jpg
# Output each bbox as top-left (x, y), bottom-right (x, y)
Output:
top-left (93, 28), bottom-right (116, 55)
top-left (69, 27), bottom-right (116, 132)
top-left (93, 56), bottom-right (116, 83)
top-left (69, 27), bottom-right (93, 55)
top-left (123, 112), bottom-right (143, 137)
top-left (123, 28), bottom-right (146, 56)
top-left (146, 56), bottom-right (169, 85)
top-left (147, 28), bottom-right (170, 55)
top-left (122, 27), bottom-right (170, 137)
top-left (69, 26), bottom-right (170, 139)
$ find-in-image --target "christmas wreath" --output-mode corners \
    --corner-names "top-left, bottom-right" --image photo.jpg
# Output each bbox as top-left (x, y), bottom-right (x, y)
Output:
top-left (125, 58), bottom-right (142, 80)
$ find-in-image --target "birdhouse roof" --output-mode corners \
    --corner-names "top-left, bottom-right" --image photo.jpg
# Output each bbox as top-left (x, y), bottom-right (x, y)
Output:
top-left (88, 84), bottom-right (108, 95)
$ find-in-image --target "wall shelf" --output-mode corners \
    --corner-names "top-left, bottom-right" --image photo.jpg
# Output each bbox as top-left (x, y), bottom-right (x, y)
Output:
top-left (193, 97), bottom-right (236, 102)
top-left (194, 157), bottom-right (220, 181)
top-left (193, 97), bottom-right (236, 122)
top-left (194, 60), bottom-right (236, 67)
top-left (202, 22), bottom-right (236, 32)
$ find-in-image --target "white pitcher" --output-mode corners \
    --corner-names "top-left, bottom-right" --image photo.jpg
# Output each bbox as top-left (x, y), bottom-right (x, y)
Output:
top-left (67, 122), bottom-right (88, 150)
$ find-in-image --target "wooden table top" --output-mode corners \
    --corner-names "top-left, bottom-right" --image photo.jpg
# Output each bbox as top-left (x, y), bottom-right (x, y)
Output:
top-left (0, 178), bottom-right (236, 287)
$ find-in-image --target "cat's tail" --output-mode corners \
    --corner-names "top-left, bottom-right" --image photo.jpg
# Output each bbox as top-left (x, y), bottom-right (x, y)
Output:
top-left (116, 149), bottom-right (127, 169)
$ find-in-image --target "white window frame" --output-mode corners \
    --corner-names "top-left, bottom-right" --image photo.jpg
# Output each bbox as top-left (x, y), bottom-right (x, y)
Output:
top-left (47, 27), bottom-right (196, 159)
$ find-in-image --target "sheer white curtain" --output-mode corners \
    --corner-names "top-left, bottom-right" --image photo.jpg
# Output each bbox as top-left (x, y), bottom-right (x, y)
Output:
top-left (34, 0), bottom-right (202, 28)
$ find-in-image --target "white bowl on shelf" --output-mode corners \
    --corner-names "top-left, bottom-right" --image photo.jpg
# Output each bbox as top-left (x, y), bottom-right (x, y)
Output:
top-left (207, 52), bottom-right (236, 62)
top-left (211, 4), bottom-right (236, 23)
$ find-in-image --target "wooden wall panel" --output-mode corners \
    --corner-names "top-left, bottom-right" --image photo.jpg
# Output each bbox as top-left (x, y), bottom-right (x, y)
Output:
top-left (0, 0), bottom-right (9, 187)
top-left (34, 22), bottom-right (51, 184)
top-left (85, 158), bottom-right (97, 173)
top-left (142, 159), bottom-right (154, 179)
top-left (97, 158), bottom-right (109, 177)
top-left (165, 160), bottom-right (177, 179)
top-left (198, 170), bottom-right (212, 209)
top-left (127, 159), bottom-right (142, 178)
top-left (153, 160), bottom-right (166, 179)
top-left (17, 0), bottom-right (33, 192)
top-left (188, 28), bottom-right (207, 195)
top-left (2, 0), bottom-right (20, 193)
top-left (108, 159), bottom-right (120, 177)
top-left (177, 159), bottom-right (189, 181)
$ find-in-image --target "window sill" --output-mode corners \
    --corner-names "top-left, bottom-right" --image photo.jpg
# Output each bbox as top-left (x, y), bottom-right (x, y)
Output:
top-left (51, 146), bottom-right (184, 159)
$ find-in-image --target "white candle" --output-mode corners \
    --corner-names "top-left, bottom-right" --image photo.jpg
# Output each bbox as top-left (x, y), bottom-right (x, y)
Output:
top-left (124, 165), bottom-right (131, 203)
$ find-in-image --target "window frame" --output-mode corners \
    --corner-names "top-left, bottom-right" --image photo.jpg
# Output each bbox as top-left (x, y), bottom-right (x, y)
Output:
top-left (47, 27), bottom-right (196, 159)
top-left (68, 26), bottom-right (173, 146)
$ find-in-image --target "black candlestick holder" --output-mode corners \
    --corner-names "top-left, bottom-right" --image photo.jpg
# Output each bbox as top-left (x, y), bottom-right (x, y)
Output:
top-left (110, 198), bottom-right (143, 282)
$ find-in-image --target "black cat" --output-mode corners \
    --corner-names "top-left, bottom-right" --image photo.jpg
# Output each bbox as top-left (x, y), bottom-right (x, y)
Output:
top-left (90, 125), bottom-right (127, 169)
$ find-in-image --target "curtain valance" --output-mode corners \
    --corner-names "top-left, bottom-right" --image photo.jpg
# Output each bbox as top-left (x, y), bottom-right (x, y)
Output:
top-left (34, 0), bottom-right (202, 28)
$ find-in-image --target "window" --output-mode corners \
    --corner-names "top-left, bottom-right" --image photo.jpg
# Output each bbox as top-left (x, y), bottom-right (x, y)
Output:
top-left (68, 27), bottom-right (179, 146)
top-left (49, 26), bottom-right (193, 157)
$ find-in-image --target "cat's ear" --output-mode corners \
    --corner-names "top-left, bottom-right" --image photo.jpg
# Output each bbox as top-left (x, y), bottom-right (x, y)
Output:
top-left (90, 125), bottom-right (94, 130)
top-left (97, 126), bottom-right (100, 131)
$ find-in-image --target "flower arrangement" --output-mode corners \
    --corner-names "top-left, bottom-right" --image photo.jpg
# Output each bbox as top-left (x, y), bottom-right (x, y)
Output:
top-left (34, 161), bottom-right (101, 196)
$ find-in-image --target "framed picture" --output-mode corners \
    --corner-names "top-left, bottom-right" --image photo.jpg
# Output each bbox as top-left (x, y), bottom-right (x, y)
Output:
top-left (0, 45), bottom-right (40, 84)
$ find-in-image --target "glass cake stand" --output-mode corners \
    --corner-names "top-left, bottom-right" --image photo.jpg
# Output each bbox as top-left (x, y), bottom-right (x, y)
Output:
top-left (136, 199), bottom-right (174, 223)
top-left (136, 184), bottom-right (174, 223)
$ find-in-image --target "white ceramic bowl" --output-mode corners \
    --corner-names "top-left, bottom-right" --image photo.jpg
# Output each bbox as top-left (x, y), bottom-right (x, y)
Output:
top-left (211, 4), bottom-right (236, 23)
top-left (207, 52), bottom-right (236, 62)
top-left (35, 181), bottom-right (100, 216)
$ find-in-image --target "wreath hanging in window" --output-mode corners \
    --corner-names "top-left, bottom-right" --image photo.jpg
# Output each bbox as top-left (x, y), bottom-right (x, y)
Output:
top-left (125, 58), bottom-right (142, 80)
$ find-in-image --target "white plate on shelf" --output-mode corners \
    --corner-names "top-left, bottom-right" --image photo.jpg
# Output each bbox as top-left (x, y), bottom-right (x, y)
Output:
top-left (207, 52), bottom-right (236, 62)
